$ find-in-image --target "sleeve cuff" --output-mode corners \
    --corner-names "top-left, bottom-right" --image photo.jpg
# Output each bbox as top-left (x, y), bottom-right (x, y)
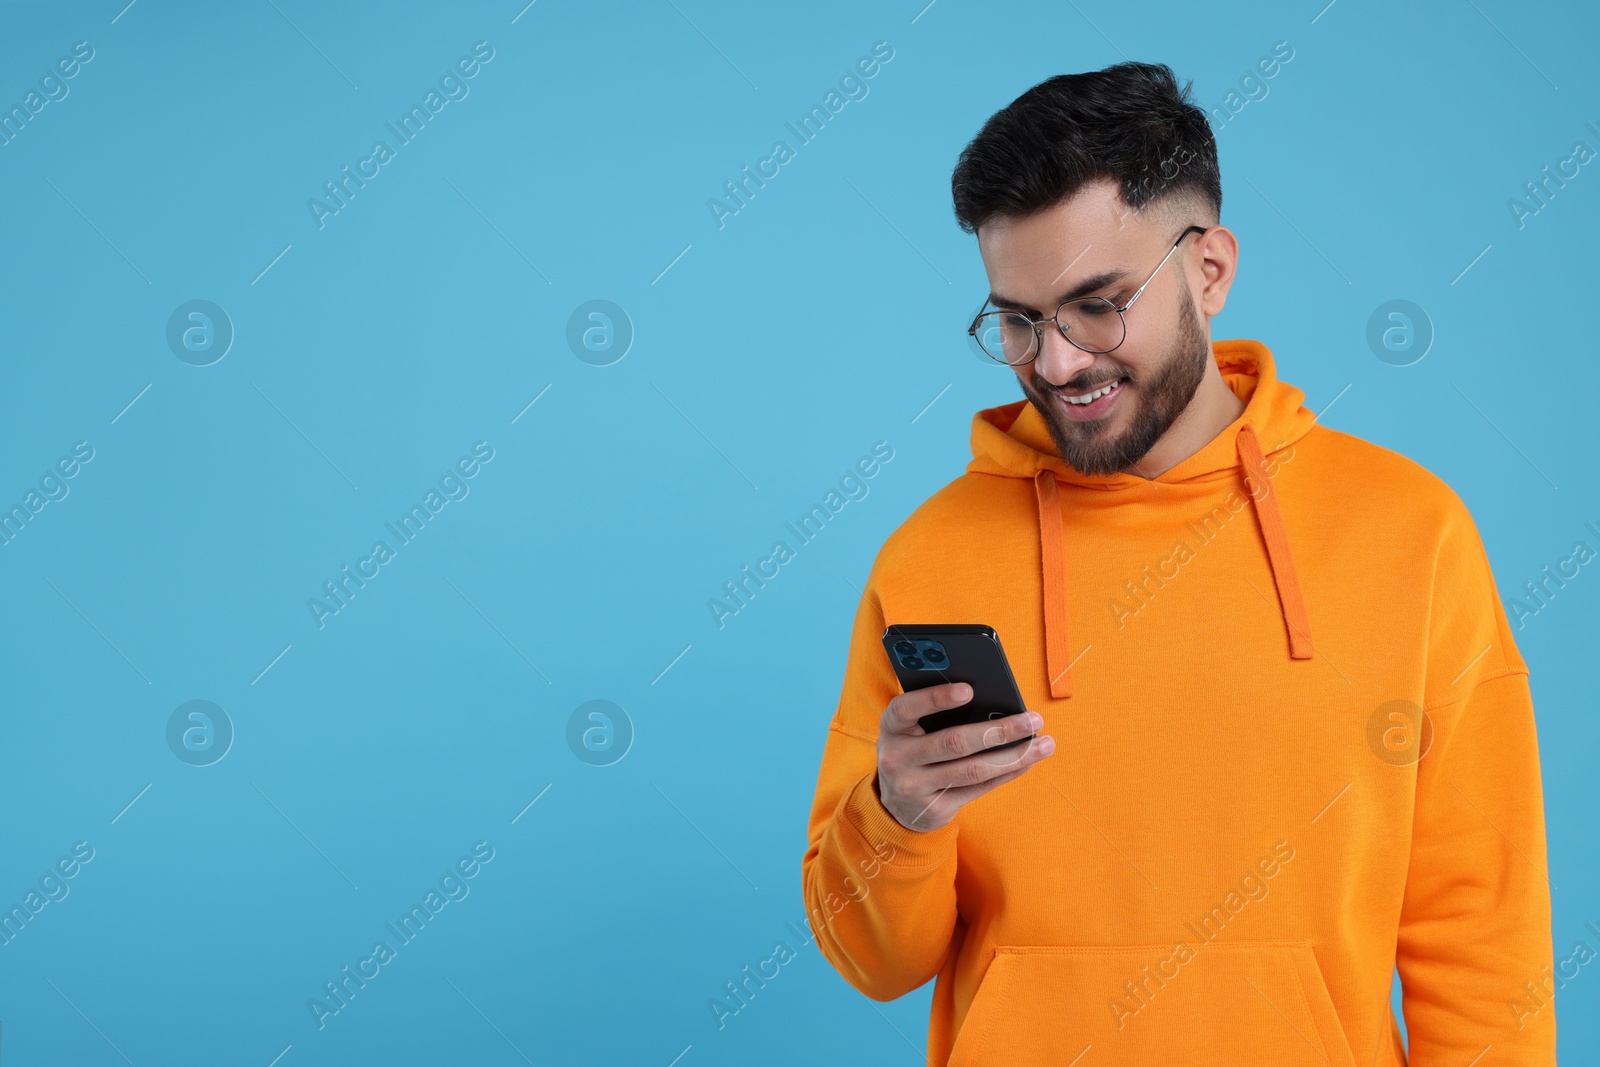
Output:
top-left (837, 769), bottom-right (959, 868)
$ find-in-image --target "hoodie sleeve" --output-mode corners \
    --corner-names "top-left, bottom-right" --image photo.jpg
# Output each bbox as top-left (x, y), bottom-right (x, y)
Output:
top-left (1395, 496), bottom-right (1557, 1063)
top-left (801, 569), bottom-right (963, 1002)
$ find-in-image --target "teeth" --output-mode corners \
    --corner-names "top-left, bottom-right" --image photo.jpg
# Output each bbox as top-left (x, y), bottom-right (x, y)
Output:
top-left (1065, 378), bottom-right (1122, 405)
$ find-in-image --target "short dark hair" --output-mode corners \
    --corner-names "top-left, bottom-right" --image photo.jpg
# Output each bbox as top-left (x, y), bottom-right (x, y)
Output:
top-left (950, 61), bottom-right (1220, 236)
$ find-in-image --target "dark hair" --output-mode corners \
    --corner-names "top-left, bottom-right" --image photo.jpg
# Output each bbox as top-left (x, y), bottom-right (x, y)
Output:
top-left (951, 62), bottom-right (1220, 235)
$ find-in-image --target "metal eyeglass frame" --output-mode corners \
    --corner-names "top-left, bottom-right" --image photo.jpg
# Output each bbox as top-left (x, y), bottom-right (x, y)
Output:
top-left (967, 224), bottom-right (1210, 365)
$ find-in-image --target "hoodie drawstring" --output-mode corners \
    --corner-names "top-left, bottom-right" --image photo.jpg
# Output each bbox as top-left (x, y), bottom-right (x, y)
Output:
top-left (1235, 423), bottom-right (1314, 660)
top-left (1032, 424), bottom-right (1313, 700)
top-left (1033, 469), bottom-right (1073, 699)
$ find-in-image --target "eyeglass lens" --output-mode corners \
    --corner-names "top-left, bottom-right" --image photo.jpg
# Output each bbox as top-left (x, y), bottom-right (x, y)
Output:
top-left (973, 300), bottom-right (1123, 363)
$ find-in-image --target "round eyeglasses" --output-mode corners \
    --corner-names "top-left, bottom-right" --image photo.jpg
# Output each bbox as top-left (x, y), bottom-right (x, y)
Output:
top-left (968, 225), bottom-right (1208, 365)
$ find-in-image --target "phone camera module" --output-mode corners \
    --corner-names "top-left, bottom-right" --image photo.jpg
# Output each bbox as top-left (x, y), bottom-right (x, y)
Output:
top-left (892, 637), bottom-right (949, 671)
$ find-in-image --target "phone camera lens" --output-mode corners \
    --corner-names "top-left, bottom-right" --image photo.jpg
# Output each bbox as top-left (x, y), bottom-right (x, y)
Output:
top-left (903, 655), bottom-right (925, 670)
top-left (923, 648), bottom-right (946, 664)
top-left (894, 641), bottom-right (916, 656)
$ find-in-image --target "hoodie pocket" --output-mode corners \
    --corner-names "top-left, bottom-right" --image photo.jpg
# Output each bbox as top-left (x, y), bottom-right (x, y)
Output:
top-left (948, 940), bottom-right (1357, 1067)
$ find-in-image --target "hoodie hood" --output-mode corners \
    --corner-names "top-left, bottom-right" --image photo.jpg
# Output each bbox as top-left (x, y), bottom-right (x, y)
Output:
top-left (966, 338), bottom-right (1319, 698)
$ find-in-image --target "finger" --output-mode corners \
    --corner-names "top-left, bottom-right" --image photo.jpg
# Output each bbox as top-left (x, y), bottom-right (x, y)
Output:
top-left (882, 682), bottom-right (972, 735)
top-left (903, 742), bottom-right (1052, 828)
top-left (935, 755), bottom-right (1042, 810)
top-left (916, 731), bottom-right (1054, 797)
top-left (967, 715), bottom-right (1047, 772)
top-left (916, 710), bottom-right (1042, 767)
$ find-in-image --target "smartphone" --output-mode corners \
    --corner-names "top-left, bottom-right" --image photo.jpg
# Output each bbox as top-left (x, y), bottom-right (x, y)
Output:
top-left (881, 625), bottom-right (1034, 753)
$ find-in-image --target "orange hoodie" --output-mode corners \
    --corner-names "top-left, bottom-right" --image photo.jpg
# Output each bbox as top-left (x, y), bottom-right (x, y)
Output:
top-left (802, 339), bottom-right (1556, 1065)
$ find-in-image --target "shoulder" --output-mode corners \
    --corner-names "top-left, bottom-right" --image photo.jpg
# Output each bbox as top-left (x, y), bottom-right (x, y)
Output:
top-left (1292, 423), bottom-right (1473, 528)
top-left (1295, 426), bottom-right (1523, 676)
top-left (868, 471), bottom-right (1035, 586)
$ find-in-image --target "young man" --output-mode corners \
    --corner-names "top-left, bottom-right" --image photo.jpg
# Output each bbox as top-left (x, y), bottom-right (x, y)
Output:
top-left (802, 62), bottom-right (1556, 1066)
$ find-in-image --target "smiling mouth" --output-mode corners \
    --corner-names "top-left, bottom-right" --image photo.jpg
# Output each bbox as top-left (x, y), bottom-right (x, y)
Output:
top-left (1062, 377), bottom-right (1127, 405)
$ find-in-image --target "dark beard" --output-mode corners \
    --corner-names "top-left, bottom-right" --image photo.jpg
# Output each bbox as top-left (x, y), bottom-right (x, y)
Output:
top-left (1020, 282), bottom-right (1210, 477)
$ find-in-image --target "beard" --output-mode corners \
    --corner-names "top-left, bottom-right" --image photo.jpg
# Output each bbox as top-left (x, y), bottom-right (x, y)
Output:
top-left (1020, 281), bottom-right (1210, 477)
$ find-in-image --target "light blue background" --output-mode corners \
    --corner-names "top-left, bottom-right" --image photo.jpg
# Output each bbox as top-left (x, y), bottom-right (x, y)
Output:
top-left (1, 0), bottom-right (1595, 1063)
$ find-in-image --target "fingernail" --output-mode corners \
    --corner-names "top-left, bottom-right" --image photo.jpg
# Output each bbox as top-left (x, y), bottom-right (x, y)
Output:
top-left (1027, 712), bottom-right (1044, 729)
top-left (1038, 735), bottom-right (1055, 755)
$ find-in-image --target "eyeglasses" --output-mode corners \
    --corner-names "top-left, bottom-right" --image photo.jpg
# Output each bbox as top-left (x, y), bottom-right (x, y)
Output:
top-left (967, 225), bottom-right (1209, 365)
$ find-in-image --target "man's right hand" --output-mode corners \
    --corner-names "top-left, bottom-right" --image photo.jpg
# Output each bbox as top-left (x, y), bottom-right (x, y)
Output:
top-left (875, 682), bottom-right (1054, 833)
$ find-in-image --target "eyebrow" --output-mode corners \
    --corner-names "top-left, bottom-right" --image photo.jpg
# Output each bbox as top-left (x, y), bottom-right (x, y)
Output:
top-left (988, 267), bottom-right (1131, 315)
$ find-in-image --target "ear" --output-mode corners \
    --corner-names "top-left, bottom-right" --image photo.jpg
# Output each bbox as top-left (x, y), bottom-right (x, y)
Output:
top-left (1194, 226), bottom-right (1238, 318)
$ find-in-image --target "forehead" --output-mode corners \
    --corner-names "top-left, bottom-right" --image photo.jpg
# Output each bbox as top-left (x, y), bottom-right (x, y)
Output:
top-left (976, 179), bottom-right (1157, 301)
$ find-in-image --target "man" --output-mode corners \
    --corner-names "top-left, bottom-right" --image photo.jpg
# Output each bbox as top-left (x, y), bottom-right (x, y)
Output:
top-left (801, 62), bottom-right (1556, 1066)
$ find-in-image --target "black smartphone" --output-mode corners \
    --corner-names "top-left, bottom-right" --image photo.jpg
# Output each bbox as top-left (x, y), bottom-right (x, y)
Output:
top-left (881, 625), bottom-right (1034, 752)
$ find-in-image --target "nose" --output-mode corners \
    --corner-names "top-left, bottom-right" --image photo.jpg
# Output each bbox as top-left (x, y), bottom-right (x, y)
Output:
top-left (1031, 321), bottom-right (1096, 386)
